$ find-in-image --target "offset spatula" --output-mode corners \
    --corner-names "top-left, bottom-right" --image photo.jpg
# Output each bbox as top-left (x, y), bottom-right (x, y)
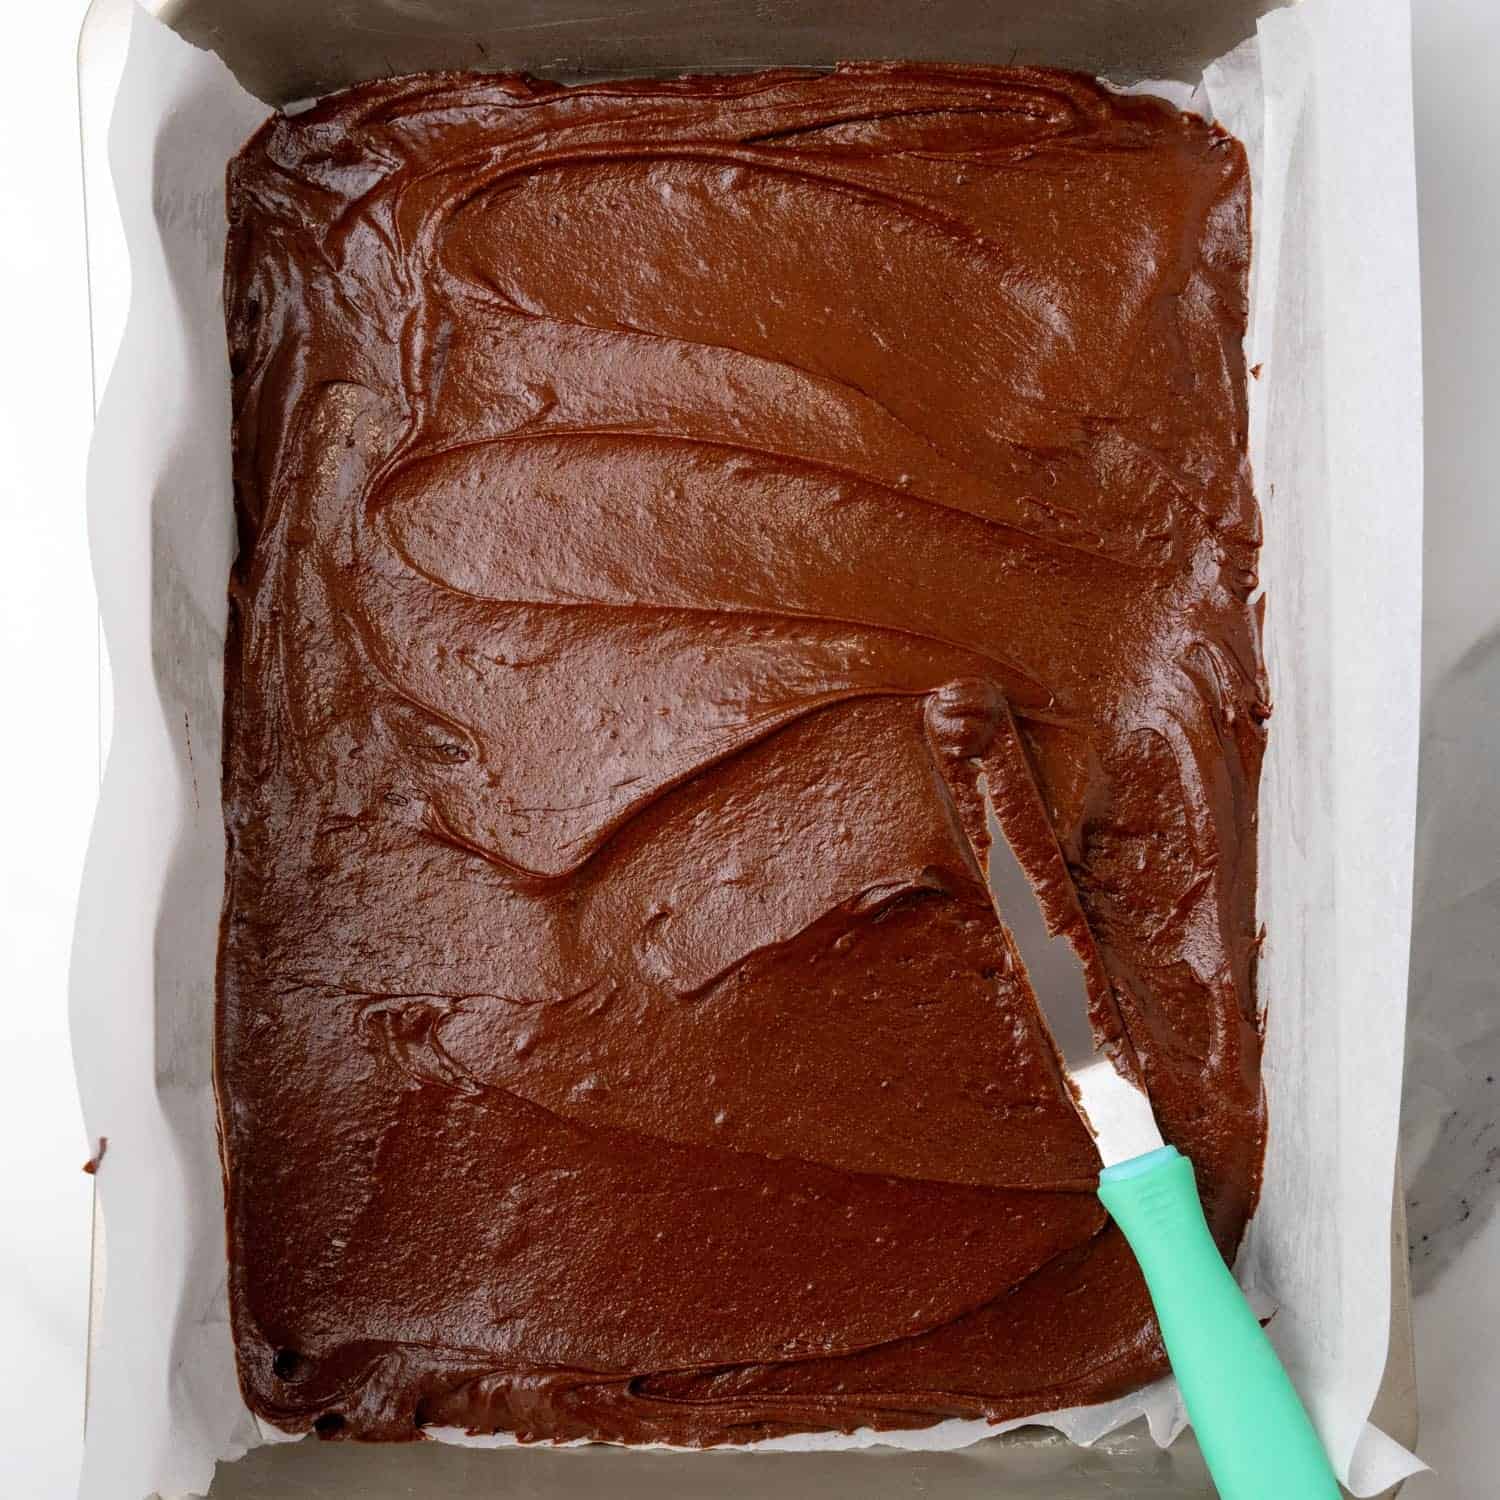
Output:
top-left (982, 787), bottom-right (1340, 1500)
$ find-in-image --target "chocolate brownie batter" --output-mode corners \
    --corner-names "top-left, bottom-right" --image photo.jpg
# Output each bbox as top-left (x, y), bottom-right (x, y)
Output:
top-left (218, 63), bottom-right (1266, 1445)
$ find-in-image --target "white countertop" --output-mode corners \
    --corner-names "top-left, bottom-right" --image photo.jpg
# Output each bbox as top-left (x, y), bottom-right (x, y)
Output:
top-left (0, 1), bottom-right (1493, 1495)
top-left (1393, 0), bottom-right (1500, 1494)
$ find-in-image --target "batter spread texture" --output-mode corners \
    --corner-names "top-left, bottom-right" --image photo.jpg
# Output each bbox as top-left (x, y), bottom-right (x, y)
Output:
top-left (218, 63), bottom-right (1267, 1444)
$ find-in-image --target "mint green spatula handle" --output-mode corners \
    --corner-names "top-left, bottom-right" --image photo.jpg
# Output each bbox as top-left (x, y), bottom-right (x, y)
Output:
top-left (1097, 1146), bottom-right (1340, 1500)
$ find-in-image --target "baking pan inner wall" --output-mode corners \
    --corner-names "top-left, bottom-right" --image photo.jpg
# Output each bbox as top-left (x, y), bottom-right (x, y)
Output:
top-left (159, 0), bottom-right (1282, 105)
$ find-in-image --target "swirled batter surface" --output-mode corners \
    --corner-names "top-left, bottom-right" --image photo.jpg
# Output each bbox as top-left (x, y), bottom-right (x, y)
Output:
top-left (218, 63), bottom-right (1266, 1445)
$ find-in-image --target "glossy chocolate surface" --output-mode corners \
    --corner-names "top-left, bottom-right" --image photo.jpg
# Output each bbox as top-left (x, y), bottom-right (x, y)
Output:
top-left (218, 63), bottom-right (1265, 1444)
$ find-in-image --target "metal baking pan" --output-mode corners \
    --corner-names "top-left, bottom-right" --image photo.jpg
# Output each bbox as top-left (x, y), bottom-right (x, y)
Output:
top-left (74, 1), bottom-right (1420, 1495)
